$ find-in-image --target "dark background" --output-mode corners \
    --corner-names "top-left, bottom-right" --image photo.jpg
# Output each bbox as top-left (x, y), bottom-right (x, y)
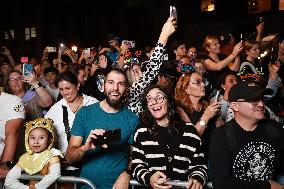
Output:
top-left (0, 0), bottom-right (283, 60)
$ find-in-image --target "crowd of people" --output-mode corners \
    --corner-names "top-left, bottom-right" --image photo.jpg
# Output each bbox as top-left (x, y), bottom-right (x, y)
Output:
top-left (1, 15), bottom-right (284, 189)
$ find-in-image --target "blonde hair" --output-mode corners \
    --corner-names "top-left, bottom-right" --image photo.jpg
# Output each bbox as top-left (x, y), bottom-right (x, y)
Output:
top-left (203, 35), bottom-right (219, 52)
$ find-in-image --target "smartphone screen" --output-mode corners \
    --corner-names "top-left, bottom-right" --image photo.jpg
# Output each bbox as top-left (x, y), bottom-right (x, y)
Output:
top-left (23, 63), bottom-right (33, 77)
top-left (170, 6), bottom-right (177, 21)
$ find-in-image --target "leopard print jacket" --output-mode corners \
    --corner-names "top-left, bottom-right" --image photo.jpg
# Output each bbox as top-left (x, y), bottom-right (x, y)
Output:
top-left (127, 43), bottom-right (165, 115)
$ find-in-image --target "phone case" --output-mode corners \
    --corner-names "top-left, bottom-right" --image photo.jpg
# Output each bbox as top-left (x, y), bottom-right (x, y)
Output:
top-left (92, 129), bottom-right (121, 146)
top-left (23, 64), bottom-right (33, 77)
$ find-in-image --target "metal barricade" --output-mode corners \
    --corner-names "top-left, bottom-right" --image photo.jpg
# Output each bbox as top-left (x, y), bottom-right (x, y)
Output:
top-left (19, 174), bottom-right (96, 189)
top-left (130, 179), bottom-right (213, 188)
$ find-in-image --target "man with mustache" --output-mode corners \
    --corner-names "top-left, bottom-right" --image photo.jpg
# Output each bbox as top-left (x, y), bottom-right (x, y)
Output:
top-left (66, 68), bottom-right (139, 189)
top-left (209, 80), bottom-right (284, 189)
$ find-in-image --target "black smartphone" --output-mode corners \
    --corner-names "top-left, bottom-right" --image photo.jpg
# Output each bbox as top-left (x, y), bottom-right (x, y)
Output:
top-left (92, 129), bottom-right (121, 146)
top-left (270, 46), bottom-right (279, 64)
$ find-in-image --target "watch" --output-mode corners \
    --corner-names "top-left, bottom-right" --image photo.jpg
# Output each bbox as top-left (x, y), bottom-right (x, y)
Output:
top-left (33, 82), bottom-right (42, 89)
top-left (1, 161), bottom-right (14, 169)
top-left (199, 120), bottom-right (207, 127)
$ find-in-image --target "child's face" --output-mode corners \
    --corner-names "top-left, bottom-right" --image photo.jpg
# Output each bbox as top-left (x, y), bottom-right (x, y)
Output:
top-left (28, 128), bottom-right (50, 153)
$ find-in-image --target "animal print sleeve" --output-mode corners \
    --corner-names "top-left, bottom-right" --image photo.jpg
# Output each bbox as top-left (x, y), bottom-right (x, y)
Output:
top-left (127, 43), bottom-right (166, 115)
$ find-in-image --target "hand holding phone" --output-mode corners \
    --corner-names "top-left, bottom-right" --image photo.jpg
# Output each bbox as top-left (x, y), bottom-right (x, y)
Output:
top-left (122, 40), bottom-right (135, 49)
top-left (91, 129), bottom-right (121, 146)
top-left (83, 48), bottom-right (91, 57)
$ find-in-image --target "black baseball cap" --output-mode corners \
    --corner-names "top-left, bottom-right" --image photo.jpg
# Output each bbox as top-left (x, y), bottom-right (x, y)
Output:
top-left (228, 80), bottom-right (273, 102)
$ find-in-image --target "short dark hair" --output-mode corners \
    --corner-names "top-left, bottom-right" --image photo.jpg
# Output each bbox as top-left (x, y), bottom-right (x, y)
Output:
top-left (73, 64), bottom-right (86, 76)
top-left (105, 68), bottom-right (129, 86)
top-left (44, 67), bottom-right (59, 76)
top-left (171, 40), bottom-right (186, 52)
top-left (217, 70), bottom-right (239, 94)
top-left (56, 71), bottom-right (78, 87)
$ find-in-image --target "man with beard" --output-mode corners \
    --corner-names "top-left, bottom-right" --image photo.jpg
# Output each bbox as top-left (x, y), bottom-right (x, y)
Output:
top-left (66, 68), bottom-right (139, 189)
top-left (209, 80), bottom-right (284, 189)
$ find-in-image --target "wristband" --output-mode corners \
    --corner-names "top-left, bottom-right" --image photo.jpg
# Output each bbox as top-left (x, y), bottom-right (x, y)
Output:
top-left (199, 120), bottom-right (207, 127)
top-left (33, 82), bottom-right (42, 89)
top-left (1, 161), bottom-right (14, 169)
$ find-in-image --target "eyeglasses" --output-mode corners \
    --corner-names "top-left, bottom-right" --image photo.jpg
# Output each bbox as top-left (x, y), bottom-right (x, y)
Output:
top-left (147, 95), bottom-right (166, 106)
top-left (237, 98), bottom-right (264, 107)
top-left (189, 79), bottom-right (206, 86)
top-left (9, 77), bottom-right (22, 82)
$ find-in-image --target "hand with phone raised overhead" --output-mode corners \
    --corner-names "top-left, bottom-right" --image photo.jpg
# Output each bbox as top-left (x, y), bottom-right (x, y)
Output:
top-left (231, 41), bottom-right (243, 56)
top-left (22, 71), bottom-right (38, 86)
top-left (158, 17), bottom-right (177, 45)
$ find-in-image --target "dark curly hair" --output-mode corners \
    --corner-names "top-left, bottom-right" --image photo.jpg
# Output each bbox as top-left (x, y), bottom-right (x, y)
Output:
top-left (140, 85), bottom-right (184, 137)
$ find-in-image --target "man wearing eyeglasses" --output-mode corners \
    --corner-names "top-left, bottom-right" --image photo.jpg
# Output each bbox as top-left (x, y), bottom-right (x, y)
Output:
top-left (209, 80), bottom-right (284, 189)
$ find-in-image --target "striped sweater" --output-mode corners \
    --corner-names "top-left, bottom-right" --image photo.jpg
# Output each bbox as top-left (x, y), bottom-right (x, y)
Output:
top-left (131, 125), bottom-right (208, 186)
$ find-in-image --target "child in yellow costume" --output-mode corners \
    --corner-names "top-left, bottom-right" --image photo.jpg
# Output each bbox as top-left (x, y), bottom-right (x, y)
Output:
top-left (5, 118), bottom-right (64, 189)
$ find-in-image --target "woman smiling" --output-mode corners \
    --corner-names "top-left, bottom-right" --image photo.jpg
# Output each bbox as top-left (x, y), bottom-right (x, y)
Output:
top-left (132, 85), bottom-right (207, 188)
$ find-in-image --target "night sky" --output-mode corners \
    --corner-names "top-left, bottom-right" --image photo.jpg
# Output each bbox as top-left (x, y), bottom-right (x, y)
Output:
top-left (0, 0), bottom-right (283, 57)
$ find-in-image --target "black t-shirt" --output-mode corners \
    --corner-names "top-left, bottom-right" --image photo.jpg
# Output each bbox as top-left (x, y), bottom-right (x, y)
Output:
top-left (209, 119), bottom-right (284, 189)
top-left (203, 54), bottom-right (231, 90)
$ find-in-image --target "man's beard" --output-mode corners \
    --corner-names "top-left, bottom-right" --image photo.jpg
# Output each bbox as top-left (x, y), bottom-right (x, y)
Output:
top-left (105, 92), bottom-right (124, 108)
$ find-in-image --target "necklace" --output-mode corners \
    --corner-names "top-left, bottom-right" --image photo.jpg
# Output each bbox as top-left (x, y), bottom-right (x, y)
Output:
top-left (69, 96), bottom-right (83, 113)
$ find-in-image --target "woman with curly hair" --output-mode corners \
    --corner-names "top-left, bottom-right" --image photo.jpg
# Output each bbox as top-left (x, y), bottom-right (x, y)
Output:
top-left (132, 85), bottom-right (207, 188)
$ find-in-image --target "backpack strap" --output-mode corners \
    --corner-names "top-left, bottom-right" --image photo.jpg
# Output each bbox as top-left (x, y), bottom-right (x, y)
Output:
top-left (224, 122), bottom-right (237, 155)
top-left (62, 105), bottom-right (71, 140)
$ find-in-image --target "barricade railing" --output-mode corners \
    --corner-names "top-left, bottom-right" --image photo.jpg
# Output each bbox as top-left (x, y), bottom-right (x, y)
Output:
top-left (3, 174), bottom-right (213, 189)
top-left (19, 174), bottom-right (96, 189)
top-left (130, 179), bottom-right (213, 188)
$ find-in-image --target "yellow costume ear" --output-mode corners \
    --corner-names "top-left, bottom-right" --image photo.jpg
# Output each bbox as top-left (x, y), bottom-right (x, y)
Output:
top-left (25, 118), bottom-right (56, 155)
